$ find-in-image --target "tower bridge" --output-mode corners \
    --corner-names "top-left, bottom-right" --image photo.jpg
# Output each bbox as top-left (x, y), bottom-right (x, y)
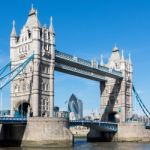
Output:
top-left (0, 6), bottom-right (150, 146)
top-left (8, 6), bottom-right (132, 123)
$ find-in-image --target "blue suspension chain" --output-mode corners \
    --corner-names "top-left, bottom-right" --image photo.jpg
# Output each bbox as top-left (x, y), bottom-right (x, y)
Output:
top-left (133, 85), bottom-right (150, 119)
top-left (0, 54), bottom-right (34, 90)
top-left (0, 62), bottom-right (11, 76)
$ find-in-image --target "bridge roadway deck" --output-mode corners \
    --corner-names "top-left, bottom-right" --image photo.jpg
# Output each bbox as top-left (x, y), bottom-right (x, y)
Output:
top-left (0, 117), bottom-right (27, 124)
top-left (0, 117), bottom-right (150, 133)
top-left (55, 50), bottom-right (123, 81)
top-left (70, 120), bottom-right (118, 132)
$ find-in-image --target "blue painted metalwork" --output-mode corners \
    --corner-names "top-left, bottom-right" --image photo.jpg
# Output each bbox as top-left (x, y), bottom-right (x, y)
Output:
top-left (133, 85), bottom-right (150, 119)
top-left (55, 50), bottom-right (123, 79)
top-left (0, 54), bottom-right (34, 90)
top-left (0, 117), bottom-right (27, 124)
top-left (55, 63), bottom-right (107, 81)
top-left (0, 62), bottom-right (11, 76)
top-left (69, 120), bottom-right (118, 132)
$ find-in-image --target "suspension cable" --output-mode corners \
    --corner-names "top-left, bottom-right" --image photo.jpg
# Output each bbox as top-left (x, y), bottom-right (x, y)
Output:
top-left (0, 54), bottom-right (34, 90)
top-left (133, 85), bottom-right (150, 119)
top-left (133, 85), bottom-right (150, 117)
top-left (0, 62), bottom-right (11, 76)
top-left (134, 93), bottom-right (150, 119)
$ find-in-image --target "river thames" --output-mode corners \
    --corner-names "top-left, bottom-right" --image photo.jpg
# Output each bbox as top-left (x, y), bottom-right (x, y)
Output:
top-left (0, 138), bottom-right (150, 150)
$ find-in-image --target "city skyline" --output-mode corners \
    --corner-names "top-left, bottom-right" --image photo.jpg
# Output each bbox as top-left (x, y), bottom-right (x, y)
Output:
top-left (0, 0), bottom-right (150, 116)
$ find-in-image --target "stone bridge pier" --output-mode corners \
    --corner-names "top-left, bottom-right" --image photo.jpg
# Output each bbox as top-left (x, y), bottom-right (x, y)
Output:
top-left (8, 6), bottom-right (74, 147)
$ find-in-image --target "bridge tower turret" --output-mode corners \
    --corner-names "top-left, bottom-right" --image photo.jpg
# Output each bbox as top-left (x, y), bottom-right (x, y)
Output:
top-left (100, 46), bottom-right (133, 123)
top-left (10, 20), bottom-right (17, 61)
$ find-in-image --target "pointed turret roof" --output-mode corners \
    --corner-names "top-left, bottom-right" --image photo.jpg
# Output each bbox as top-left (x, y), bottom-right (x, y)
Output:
top-left (113, 44), bottom-right (119, 52)
top-left (121, 49), bottom-right (125, 61)
top-left (108, 45), bottom-right (120, 63)
top-left (25, 5), bottom-right (41, 30)
top-left (29, 4), bottom-right (36, 16)
top-left (100, 55), bottom-right (104, 66)
top-left (49, 16), bottom-right (55, 34)
top-left (11, 20), bottom-right (17, 37)
top-left (128, 52), bottom-right (132, 64)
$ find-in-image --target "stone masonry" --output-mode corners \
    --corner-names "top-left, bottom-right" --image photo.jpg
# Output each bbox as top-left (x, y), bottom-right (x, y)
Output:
top-left (10, 6), bottom-right (55, 117)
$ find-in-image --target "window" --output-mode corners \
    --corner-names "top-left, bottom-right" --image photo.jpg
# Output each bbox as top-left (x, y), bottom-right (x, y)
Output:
top-left (28, 44), bottom-right (30, 50)
top-left (43, 83), bottom-right (45, 90)
top-left (22, 83), bottom-right (26, 91)
top-left (46, 84), bottom-right (49, 91)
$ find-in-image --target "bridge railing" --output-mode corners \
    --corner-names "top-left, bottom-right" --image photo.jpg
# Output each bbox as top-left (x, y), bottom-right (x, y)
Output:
top-left (69, 120), bottom-right (118, 132)
top-left (55, 50), bottom-right (74, 60)
top-left (0, 117), bottom-right (27, 124)
top-left (70, 120), bottom-right (118, 125)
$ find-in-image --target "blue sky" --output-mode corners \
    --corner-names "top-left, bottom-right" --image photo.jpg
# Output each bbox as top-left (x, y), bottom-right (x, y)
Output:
top-left (0, 0), bottom-right (150, 116)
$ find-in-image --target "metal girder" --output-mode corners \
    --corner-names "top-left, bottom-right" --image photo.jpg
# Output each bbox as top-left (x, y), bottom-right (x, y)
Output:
top-left (69, 120), bottom-right (118, 132)
top-left (0, 117), bottom-right (27, 124)
top-left (0, 62), bottom-right (11, 76)
top-left (133, 85), bottom-right (150, 119)
top-left (0, 54), bottom-right (34, 90)
top-left (55, 63), bottom-right (107, 81)
top-left (55, 50), bottom-right (123, 80)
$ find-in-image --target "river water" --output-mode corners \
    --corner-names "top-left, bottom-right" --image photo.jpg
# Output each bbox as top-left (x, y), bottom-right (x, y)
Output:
top-left (0, 138), bottom-right (150, 150)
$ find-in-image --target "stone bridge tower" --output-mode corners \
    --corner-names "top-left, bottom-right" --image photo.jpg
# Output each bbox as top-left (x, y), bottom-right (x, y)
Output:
top-left (100, 46), bottom-right (133, 123)
top-left (10, 6), bottom-right (55, 117)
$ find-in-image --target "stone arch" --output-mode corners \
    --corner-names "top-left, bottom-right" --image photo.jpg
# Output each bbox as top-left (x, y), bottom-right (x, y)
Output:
top-left (108, 111), bottom-right (120, 123)
top-left (15, 100), bottom-right (32, 117)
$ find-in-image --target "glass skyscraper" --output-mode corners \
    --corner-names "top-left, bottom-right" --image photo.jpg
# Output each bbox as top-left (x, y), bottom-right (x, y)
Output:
top-left (68, 94), bottom-right (83, 120)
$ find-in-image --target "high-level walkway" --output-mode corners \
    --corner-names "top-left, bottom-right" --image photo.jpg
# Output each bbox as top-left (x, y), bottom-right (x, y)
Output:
top-left (55, 50), bottom-right (123, 81)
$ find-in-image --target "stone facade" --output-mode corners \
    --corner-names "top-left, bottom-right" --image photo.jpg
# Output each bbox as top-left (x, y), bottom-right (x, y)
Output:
top-left (70, 126), bottom-right (89, 137)
top-left (0, 118), bottom-right (73, 147)
top-left (10, 7), bottom-right (55, 117)
top-left (100, 46), bottom-right (133, 123)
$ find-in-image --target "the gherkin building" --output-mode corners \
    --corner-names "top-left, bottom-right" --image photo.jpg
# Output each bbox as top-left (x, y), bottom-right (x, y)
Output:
top-left (68, 94), bottom-right (83, 120)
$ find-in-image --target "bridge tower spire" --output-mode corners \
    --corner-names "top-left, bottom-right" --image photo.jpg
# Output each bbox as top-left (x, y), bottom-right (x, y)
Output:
top-left (128, 52), bottom-right (132, 64)
top-left (100, 55), bottom-right (104, 66)
top-left (10, 20), bottom-right (17, 61)
top-left (49, 16), bottom-right (55, 117)
top-left (49, 16), bottom-right (55, 34)
top-left (11, 20), bottom-right (17, 38)
top-left (121, 49), bottom-right (125, 61)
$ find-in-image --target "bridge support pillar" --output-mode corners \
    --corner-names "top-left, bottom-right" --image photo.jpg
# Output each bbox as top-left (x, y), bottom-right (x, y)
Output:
top-left (49, 66), bottom-right (54, 117)
top-left (49, 37), bottom-right (55, 117)
top-left (0, 117), bottom-right (73, 147)
top-left (87, 128), bottom-right (116, 142)
top-left (31, 55), bottom-right (40, 117)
